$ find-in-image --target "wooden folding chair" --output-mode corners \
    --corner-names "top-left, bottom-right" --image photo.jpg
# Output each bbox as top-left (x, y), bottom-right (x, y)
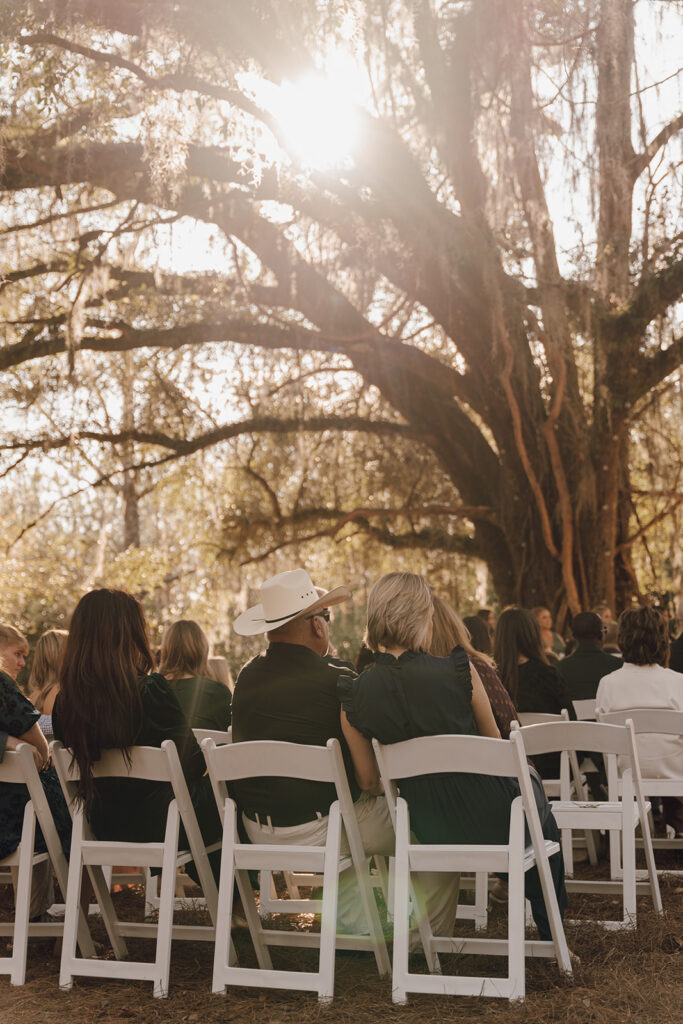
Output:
top-left (598, 709), bottom-right (683, 876)
top-left (201, 736), bottom-right (390, 1003)
top-left (0, 744), bottom-right (95, 985)
top-left (373, 731), bottom-right (572, 1003)
top-left (516, 719), bottom-right (663, 929)
top-left (192, 728), bottom-right (232, 746)
top-left (52, 739), bottom-right (221, 997)
top-left (518, 711), bottom-right (598, 873)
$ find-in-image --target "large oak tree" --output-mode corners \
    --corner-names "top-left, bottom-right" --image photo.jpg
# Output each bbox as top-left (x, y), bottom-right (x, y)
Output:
top-left (1, 0), bottom-right (682, 615)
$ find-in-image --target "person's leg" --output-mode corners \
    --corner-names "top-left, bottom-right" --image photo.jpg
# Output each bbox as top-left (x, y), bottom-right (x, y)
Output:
top-left (339, 793), bottom-right (459, 938)
top-left (662, 795), bottom-right (683, 836)
top-left (11, 860), bottom-right (55, 920)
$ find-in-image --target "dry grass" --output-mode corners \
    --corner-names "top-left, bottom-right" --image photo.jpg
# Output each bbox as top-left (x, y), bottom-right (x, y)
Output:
top-left (1, 864), bottom-right (682, 1024)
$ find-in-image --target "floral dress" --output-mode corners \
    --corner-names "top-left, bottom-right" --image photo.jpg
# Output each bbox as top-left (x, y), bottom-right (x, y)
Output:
top-left (0, 670), bottom-right (71, 860)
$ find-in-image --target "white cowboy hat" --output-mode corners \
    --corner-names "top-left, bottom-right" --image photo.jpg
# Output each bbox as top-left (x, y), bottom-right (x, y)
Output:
top-left (233, 568), bottom-right (351, 636)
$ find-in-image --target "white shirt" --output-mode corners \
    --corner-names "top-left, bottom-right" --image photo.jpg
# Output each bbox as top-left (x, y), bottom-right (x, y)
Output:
top-left (596, 663), bottom-right (683, 779)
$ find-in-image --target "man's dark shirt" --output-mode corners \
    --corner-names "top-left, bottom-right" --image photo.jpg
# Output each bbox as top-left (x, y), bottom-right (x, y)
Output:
top-left (230, 643), bottom-right (359, 825)
top-left (670, 635), bottom-right (683, 674)
top-left (557, 641), bottom-right (622, 701)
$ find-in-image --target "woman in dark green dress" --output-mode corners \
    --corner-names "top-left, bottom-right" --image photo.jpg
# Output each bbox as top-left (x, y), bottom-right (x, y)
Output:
top-left (338, 572), bottom-right (567, 941)
top-left (52, 590), bottom-right (221, 885)
top-left (158, 620), bottom-right (231, 731)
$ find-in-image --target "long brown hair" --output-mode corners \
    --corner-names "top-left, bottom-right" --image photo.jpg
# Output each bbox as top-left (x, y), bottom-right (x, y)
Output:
top-left (493, 607), bottom-right (548, 705)
top-left (28, 629), bottom-right (67, 711)
top-left (58, 589), bottom-right (154, 806)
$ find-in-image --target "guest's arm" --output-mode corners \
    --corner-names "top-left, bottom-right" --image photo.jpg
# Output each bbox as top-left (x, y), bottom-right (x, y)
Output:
top-left (8, 724), bottom-right (50, 770)
top-left (340, 710), bottom-right (382, 793)
top-left (470, 664), bottom-right (501, 739)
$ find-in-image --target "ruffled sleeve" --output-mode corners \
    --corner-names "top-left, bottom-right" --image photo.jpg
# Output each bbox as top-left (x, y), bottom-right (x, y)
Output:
top-left (338, 672), bottom-right (368, 734)
top-left (0, 671), bottom-right (40, 737)
top-left (139, 673), bottom-right (205, 782)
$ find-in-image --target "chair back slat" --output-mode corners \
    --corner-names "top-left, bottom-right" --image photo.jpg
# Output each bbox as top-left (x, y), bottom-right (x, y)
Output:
top-left (518, 720), bottom-right (629, 757)
top-left (572, 699), bottom-right (597, 721)
top-left (518, 711), bottom-right (568, 727)
top-left (202, 738), bottom-right (335, 783)
top-left (598, 708), bottom-right (683, 736)
top-left (192, 727), bottom-right (232, 745)
top-left (371, 733), bottom-right (518, 780)
top-left (52, 741), bottom-right (171, 783)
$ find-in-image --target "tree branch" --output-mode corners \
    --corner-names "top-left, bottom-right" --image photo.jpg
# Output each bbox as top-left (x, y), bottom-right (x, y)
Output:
top-left (631, 112), bottom-right (683, 180)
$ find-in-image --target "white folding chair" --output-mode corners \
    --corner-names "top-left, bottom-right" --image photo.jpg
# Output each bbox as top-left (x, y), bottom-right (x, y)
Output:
top-left (202, 736), bottom-right (390, 1003)
top-left (192, 728), bottom-right (232, 745)
top-left (0, 744), bottom-right (95, 984)
top-left (598, 709), bottom-right (683, 875)
top-left (373, 731), bottom-right (572, 1003)
top-left (52, 739), bottom-right (221, 997)
top-left (517, 711), bottom-right (598, 872)
top-left (572, 699), bottom-right (597, 721)
top-left (515, 720), bottom-right (663, 929)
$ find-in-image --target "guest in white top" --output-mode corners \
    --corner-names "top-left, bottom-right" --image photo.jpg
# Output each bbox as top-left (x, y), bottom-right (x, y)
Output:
top-left (596, 605), bottom-right (683, 834)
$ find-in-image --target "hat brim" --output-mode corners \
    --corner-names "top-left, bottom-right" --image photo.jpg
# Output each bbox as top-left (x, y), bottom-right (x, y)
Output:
top-left (233, 584), bottom-right (351, 636)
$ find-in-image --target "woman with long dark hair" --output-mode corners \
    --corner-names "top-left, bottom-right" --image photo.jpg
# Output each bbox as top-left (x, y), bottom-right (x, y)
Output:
top-left (53, 589), bottom-right (221, 883)
top-left (494, 607), bottom-right (575, 777)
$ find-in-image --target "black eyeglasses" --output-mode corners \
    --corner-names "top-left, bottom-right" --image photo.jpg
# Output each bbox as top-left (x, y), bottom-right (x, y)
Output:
top-left (307, 608), bottom-right (330, 622)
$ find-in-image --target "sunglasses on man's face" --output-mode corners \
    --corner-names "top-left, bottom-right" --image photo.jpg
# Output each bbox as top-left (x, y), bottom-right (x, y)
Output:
top-left (307, 608), bottom-right (331, 622)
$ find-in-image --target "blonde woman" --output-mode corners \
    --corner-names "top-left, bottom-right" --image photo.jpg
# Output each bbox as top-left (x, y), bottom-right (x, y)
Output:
top-left (28, 629), bottom-right (68, 741)
top-left (159, 620), bottom-right (231, 731)
top-left (338, 572), bottom-right (567, 941)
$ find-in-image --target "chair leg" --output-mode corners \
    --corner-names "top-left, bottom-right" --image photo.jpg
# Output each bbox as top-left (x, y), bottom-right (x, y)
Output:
top-left (213, 806), bottom-right (239, 993)
top-left (507, 809), bottom-right (525, 1002)
top-left (152, 803), bottom-right (180, 998)
top-left (622, 813), bottom-right (637, 928)
top-left (392, 801), bottom-right (411, 1005)
top-left (10, 806), bottom-right (35, 986)
top-left (86, 863), bottom-right (129, 959)
top-left (317, 804), bottom-right (341, 1004)
top-left (60, 824), bottom-right (85, 991)
top-left (473, 871), bottom-right (488, 932)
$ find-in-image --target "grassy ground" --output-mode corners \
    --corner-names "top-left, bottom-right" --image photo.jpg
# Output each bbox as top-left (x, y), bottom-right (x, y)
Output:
top-left (1, 864), bottom-right (682, 1024)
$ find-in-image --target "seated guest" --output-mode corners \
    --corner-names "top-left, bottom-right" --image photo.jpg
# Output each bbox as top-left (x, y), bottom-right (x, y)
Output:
top-left (432, 596), bottom-right (519, 738)
top-left (670, 604), bottom-right (683, 674)
top-left (463, 614), bottom-right (494, 657)
top-left (208, 656), bottom-right (233, 691)
top-left (494, 607), bottom-right (575, 778)
top-left (53, 590), bottom-right (222, 885)
top-left (0, 623), bottom-right (71, 918)
top-left (602, 620), bottom-right (622, 656)
top-left (231, 568), bottom-right (457, 936)
top-left (592, 603), bottom-right (614, 625)
top-left (338, 573), bottom-right (567, 941)
top-left (28, 628), bottom-right (68, 740)
top-left (533, 607), bottom-right (565, 659)
top-left (557, 612), bottom-right (622, 703)
top-left (596, 605), bottom-right (683, 835)
top-left (159, 620), bottom-right (232, 731)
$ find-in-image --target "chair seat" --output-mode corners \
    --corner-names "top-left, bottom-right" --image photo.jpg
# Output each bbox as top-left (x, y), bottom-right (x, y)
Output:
top-left (406, 839), bottom-right (559, 874)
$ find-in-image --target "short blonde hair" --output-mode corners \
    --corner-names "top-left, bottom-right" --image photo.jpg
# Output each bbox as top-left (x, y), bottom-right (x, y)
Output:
top-left (158, 620), bottom-right (210, 679)
top-left (366, 573), bottom-right (433, 653)
top-left (28, 629), bottom-right (67, 711)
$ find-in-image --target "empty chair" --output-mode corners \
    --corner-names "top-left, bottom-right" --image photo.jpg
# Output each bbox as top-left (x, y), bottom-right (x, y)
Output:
top-left (515, 719), bottom-right (662, 929)
top-left (373, 730), bottom-right (572, 1003)
top-left (517, 711), bottom-right (598, 873)
top-left (598, 708), bottom-right (683, 871)
top-left (202, 736), bottom-right (390, 1003)
top-left (53, 739), bottom-right (221, 998)
top-left (0, 743), bottom-right (94, 985)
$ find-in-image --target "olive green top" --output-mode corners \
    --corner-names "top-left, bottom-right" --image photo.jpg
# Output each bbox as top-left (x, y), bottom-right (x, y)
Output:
top-left (166, 675), bottom-right (232, 732)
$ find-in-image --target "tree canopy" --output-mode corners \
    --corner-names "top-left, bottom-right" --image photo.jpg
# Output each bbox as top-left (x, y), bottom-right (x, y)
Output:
top-left (1, 0), bottom-right (682, 622)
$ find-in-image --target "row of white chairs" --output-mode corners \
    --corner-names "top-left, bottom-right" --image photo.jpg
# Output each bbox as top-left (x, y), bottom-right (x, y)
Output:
top-left (1, 716), bottom-right (675, 1003)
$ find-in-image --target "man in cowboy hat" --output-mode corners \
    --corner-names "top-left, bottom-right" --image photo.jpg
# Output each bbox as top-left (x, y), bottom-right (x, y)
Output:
top-left (230, 568), bottom-right (458, 938)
